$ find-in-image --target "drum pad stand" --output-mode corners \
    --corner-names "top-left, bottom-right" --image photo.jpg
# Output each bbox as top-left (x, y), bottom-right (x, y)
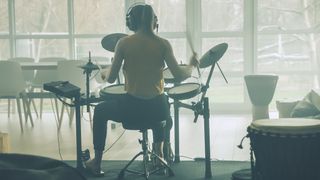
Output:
top-left (79, 51), bottom-right (100, 112)
top-left (172, 63), bottom-right (228, 179)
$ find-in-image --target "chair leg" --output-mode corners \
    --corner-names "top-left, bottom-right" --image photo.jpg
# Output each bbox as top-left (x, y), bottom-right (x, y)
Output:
top-left (54, 98), bottom-right (60, 120)
top-left (30, 99), bottom-right (39, 118)
top-left (8, 99), bottom-right (11, 118)
top-left (22, 97), bottom-right (28, 122)
top-left (22, 93), bottom-right (34, 127)
top-left (40, 97), bottom-right (43, 119)
top-left (58, 103), bottom-right (65, 131)
top-left (69, 107), bottom-right (75, 126)
top-left (15, 98), bottom-right (24, 132)
top-left (28, 87), bottom-right (39, 118)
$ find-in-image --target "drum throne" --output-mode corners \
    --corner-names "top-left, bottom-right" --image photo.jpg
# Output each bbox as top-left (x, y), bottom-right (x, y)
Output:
top-left (118, 120), bottom-right (174, 180)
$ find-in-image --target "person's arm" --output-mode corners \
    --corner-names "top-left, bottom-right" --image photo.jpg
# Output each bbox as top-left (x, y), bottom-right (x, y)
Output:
top-left (106, 39), bottom-right (125, 83)
top-left (163, 39), bottom-right (197, 82)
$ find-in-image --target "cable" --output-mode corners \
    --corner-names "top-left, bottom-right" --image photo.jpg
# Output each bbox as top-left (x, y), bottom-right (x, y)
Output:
top-left (179, 155), bottom-right (194, 160)
top-left (50, 98), bottom-right (64, 161)
top-left (176, 155), bottom-right (220, 161)
top-left (55, 94), bottom-right (75, 107)
top-left (103, 130), bottom-right (126, 154)
top-left (89, 69), bottom-right (100, 81)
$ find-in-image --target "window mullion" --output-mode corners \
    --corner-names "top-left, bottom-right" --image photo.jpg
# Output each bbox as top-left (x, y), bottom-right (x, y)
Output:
top-left (8, 0), bottom-right (16, 58)
top-left (68, 0), bottom-right (75, 59)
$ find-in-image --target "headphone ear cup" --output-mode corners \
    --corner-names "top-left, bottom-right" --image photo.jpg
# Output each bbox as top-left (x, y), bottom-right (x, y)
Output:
top-left (126, 15), bottom-right (131, 30)
top-left (153, 15), bottom-right (158, 30)
top-left (126, 13), bottom-right (136, 31)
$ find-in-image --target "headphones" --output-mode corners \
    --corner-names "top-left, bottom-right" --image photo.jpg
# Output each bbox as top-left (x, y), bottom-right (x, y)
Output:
top-left (126, 3), bottom-right (158, 32)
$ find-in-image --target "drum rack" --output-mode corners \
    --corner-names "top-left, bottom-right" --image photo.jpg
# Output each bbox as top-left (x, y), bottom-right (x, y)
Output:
top-left (43, 81), bottom-right (101, 171)
top-left (172, 96), bottom-right (212, 178)
top-left (170, 59), bottom-right (216, 178)
top-left (169, 43), bottom-right (228, 179)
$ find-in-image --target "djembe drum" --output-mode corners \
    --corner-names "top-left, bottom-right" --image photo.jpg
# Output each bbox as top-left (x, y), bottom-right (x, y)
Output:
top-left (248, 118), bottom-right (320, 180)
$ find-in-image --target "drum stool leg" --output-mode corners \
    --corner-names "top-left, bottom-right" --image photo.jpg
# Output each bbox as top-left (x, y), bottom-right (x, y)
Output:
top-left (118, 130), bottom-right (174, 180)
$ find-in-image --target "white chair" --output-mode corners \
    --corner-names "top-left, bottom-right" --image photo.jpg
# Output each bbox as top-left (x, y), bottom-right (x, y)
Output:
top-left (0, 61), bottom-right (34, 132)
top-left (8, 57), bottom-right (35, 84)
top-left (244, 75), bottom-right (278, 120)
top-left (32, 57), bottom-right (67, 119)
top-left (7, 57), bottom-right (38, 119)
top-left (57, 60), bottom-right (86, 130)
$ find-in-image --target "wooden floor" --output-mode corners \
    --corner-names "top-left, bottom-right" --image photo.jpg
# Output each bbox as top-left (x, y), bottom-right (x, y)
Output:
top-left (0, 100), bottom-right (277, 161)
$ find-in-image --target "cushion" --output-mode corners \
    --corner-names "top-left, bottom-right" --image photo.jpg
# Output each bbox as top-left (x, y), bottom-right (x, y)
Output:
top-left (276, 100), bottom-right (299, 118)
top-left (290, 90), bottom-right (320, 118)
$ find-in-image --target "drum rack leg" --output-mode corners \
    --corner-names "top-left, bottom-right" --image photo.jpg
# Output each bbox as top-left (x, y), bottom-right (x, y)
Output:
top-left (203, 97), bottom-right (212, 178)
top-left (174, 100), bottom-right (180, 163)
top-left (75, 95), bottom-right (85, 170)
top-left (173, 97), bottom-right (212, 178)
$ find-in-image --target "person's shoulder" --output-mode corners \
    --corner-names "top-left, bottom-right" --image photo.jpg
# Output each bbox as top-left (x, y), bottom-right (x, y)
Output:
top-left (154, 36), bottom-right (170, 47)
top-left (116, 35), bottom-right (131, 47)
top-left (119, 35), bottom-right (131, 43)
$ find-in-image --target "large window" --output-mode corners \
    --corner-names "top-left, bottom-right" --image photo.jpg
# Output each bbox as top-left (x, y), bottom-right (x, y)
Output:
top-left (0, 0), bottom-right (9, 59)
top-left (74, 0), bottom-right (125, 34)
top-left (146, 0), bottom-right (186, 32)
top-left (73, 0), bottom-right (125, 59)
top-left (201, 0), bottom-right (245, 105)
top-left (202, 0), bottom-right (243, 32)
top-left (0, 0), bottom-right (8, 34)
top-left (257, 0), bottom-right (320, 105)
top-left (1, 0), bottom-right (320, 111)
top-left (15, 0), bottom-right (68, 34)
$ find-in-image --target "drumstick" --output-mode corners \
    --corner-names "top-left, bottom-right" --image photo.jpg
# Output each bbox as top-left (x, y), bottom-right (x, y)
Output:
top-left (186, 31), bottom-right (201, 78)
top-left (94, 60), bottom-right (107, 82)
top-left (186, 31), bottom-right (195, 54)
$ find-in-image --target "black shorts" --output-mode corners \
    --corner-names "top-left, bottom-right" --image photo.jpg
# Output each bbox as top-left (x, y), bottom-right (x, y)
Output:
top-left (97, 93), bottom-right (171, 127)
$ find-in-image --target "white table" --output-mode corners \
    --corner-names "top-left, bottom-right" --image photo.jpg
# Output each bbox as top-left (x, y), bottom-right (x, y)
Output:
top-left (20, 62), bottom-right (110, 70)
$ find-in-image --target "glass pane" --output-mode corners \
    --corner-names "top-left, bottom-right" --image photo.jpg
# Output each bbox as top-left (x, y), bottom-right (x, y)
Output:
top-left (146, 0), bottom-right (186, 32)
top-left (15, 0), bottom-right (68, 34)
top-left (208, 77), bottom-right (244, 103)
top-left (0, 0), bottom-right (9, 34)
top-left (16, 39), bottom-right (69, 60)
top-left (257, 34), bottom-right (315, 72)
top-left (75, 38), bottom-right (114, 60)
top-left (167, 38), bottom-right (186, 64)
top-left (202, 0), bottom-right (243, 32)
top-left (258, 0), bottom-right (320, 31)
top-left (74, 0), bottom-right (125, 34)
top-left (0, 39), bottom-right (10, 60)
top-left (271, 74), bottom-right (316, 109)
top-left (203, 38), bottom-right (243, 72)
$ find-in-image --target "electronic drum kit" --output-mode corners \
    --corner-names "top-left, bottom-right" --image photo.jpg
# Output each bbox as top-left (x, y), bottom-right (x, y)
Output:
top-left (79, 33), bottom-right (228, 178)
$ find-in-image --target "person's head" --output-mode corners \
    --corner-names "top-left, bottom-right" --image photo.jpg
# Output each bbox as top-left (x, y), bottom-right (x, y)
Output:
top-left (126, 4), bottom-right (158, 33)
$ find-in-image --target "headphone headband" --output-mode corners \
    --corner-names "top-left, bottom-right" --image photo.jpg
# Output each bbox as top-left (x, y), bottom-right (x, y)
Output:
top-left (126, 3), bottom-right (158, 32)
top-left (126, 2), bottom-right (146, 16)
